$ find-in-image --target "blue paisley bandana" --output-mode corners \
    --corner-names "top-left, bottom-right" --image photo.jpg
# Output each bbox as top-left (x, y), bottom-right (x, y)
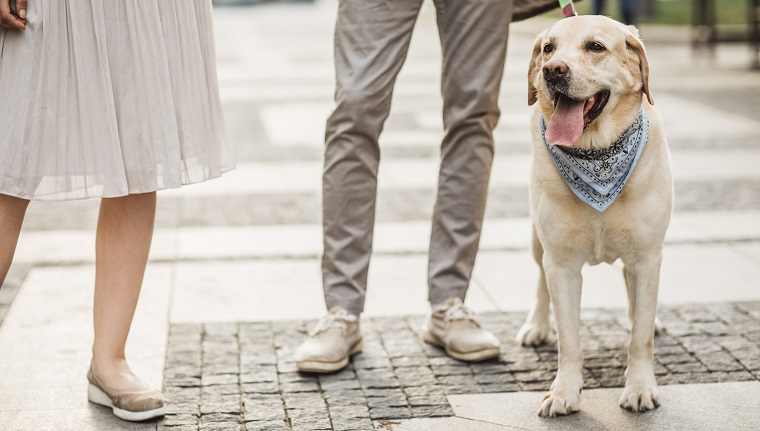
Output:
top-left (540, 108), bottom-right (649, 212)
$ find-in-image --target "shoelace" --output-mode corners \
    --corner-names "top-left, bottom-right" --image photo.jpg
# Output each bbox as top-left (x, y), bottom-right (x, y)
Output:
top-left (442, 298), bottom-right (480, 325)
top-left (310, 309), bottom-right (357, 337)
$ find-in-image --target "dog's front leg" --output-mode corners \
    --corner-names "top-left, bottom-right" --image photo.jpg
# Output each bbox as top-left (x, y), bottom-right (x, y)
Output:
top-left (538, 257), bottom-right (584, 417)
top-left (620, 257), bottom-right (661, 412)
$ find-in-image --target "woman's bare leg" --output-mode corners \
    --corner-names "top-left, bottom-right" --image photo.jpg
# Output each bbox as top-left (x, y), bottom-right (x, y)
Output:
top-left (0, 194), bottom-right (30, 286)
top-left (91, 192), bottom-right (157, 392)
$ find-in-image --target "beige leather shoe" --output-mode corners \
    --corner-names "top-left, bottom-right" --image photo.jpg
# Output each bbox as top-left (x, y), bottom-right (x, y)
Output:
top-left (295, 306), bottom-right (363, 373)
top-left (87, 368), bottom-right (166, 422)
top-left (423, 297), bottom-right (501, 362)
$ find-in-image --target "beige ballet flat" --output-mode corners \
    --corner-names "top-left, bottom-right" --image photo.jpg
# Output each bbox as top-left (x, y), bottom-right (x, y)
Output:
top-left (87, 368), bottom-right (166, 422)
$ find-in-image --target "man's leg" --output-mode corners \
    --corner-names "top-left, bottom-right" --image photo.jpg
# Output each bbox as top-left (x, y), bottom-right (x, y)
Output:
top-left (323, 0), bottom-right (424, 316)
top-left (296, 0), bottom-right (424, 373)
top-left (428, 0), bottom-right (512, 304)
top-left (421, 0), bottom-right (512, 362)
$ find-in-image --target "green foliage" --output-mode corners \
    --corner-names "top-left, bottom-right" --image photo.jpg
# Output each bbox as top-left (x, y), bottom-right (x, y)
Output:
top-left (568, 0), bottom-right (751, 26)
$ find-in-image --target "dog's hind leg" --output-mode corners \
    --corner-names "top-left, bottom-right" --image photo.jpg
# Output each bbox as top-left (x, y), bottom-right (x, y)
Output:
top-left (624, 264), bottom-right (664, 335)
top-left (619, 257), bottom-right (661, 413)
top-left (516, 224), bottom-right (552, 346)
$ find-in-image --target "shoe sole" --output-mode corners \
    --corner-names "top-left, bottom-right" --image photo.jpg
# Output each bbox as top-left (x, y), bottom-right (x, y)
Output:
top-left (88, 384), bottom-right (166, 422)
top-left (295, 339), bottom-right (364, 373)
top-left (422, 327), bottom-right (500, 362)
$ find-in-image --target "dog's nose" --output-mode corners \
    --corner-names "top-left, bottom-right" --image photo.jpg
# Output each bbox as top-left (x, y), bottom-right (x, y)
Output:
top-left (543, 61), bottom-right (570, 84)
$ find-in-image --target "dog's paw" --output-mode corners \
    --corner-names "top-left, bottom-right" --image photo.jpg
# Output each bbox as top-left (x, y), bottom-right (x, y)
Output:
top-left (619, 385), bottom-right (660, 412)
top-left (537, 390), bottom-right (580, 417)
top-left (515, 322), bottom-right (551, 347)
top-left (654, 317), bottom-right (665, 336)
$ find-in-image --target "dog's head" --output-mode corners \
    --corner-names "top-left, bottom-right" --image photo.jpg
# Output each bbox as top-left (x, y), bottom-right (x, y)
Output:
top-left (528, 16), bottom-right (652, 148)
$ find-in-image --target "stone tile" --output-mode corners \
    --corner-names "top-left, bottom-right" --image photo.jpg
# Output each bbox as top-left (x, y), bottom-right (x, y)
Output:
top-left (200, 412), bottom-right (241, 424)
top-left (406, 395), bottom-right (448, 407)
top-left (200, 423), bottom-right (239, 431)
top-left (0, 409), bottom-right (158, 431)
top-left (673, 211), bottom-right (760, 243)
top-left (659, 245), bottom-right (760, 306)
top-left (0, 264), bottom-right (30, 326)
top-left (0, 265), bottom-right (171, 411)
top-left (159, 413), bottom-right (198, 427)
top-left (13, 229), bottom-right (176, 265)
top-left (159, 149), bottom-right (760, 197)
top-left (330, 418), bottom-right (375, 431)
top-left (476, 242), bottom-right (760, 314)
top-left (735, 244), bottom-right (760, 264)
top-left (471, 251), bottom-right (540, 312)
top-left (158, 426), bottom-right (197, 431)
top-left (246, 420), bottom-right (289, 431)
top-left (260, 102), bottom-right (333, 147)
top-left (474, 252), bottom-right (631, 311)
top-left (369, 406), bottom-right (412, 420)
top-left (176, 225), bottom-right (321, 261)
top-left (699, 351), bottom-right (745, 372)
top-left (672, 150), bottom-right (760, 183)
top-left (362, 256), bottom-right (433, 318)
top-left (450, 382), bottom-right (760, 431)
top-left (170, 255), bottom-right (506, 324)
top-left (149, 241), bottom-right (760, 326)
top-left (373, 417), bottom-right (516, 431)
top-left (409, 404), bottom-right (454, 418)
top-left (171, 260), bottom-right (324, 323)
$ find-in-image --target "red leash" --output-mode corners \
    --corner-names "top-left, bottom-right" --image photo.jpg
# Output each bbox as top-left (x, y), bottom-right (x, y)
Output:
top-left (558, 0), bottom-right (578, 18)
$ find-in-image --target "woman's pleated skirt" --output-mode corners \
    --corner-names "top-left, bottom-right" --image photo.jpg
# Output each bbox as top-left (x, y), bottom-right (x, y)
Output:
top-left (0, 1), bottom-right (234, 201)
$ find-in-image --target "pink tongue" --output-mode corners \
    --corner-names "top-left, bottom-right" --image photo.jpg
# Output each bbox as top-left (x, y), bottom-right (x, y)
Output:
top-left (546, 95), bottom-right (585, 147)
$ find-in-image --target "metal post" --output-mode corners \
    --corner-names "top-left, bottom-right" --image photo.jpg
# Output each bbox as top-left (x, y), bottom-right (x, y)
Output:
top-left (692, 0), bottom-right (717, 60)
top-left (638, 0), bottom-right (656, 18)
top-left (752, 0), bottom-right (760, 69)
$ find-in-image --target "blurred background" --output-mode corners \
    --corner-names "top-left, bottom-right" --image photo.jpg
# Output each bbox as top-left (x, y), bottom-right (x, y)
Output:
top-left (214, 0), bottom-right (760, 65)
top-left (9, 0), bottom-right (759, 319)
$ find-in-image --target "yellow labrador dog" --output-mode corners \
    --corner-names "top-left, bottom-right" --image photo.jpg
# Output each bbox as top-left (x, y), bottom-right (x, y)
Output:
top-left (515, 16), bottom-right (673, 417)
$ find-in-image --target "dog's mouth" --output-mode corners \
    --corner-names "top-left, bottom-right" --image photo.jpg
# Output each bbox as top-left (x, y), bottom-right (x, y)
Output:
top-left (546, 90), bottom-right (610, 147)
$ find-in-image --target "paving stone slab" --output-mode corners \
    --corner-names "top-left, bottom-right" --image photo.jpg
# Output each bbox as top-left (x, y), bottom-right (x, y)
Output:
top-left (448, 381), bottom-right (760, 431)
top-left (18, 180), bottom-right (760, 231)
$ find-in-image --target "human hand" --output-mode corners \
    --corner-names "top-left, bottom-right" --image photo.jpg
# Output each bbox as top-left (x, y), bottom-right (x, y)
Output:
top-left (1, 0), bottom-right (27, 30)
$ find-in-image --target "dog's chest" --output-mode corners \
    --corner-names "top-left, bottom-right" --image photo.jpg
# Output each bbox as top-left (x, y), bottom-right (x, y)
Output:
top-left (580, 204), bottom-right (659, 265)
top-left (586, 223), bottom-right (628, 265)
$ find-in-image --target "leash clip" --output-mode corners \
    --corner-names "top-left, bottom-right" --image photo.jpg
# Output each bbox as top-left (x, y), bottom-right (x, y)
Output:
top-left (559, 0), bottom-right (578, 18)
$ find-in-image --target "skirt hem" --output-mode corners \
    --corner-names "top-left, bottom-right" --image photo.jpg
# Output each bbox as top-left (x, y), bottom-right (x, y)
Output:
top-left (0, 165), bottom-right (235, 202)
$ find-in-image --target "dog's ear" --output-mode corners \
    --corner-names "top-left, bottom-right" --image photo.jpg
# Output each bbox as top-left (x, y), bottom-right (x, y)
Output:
top-left (625, 26), bottom-right (653, 105)
top-left (528, 33), bottom-right (544, 106)
top-left (627, 24), bottom-right (641, 39)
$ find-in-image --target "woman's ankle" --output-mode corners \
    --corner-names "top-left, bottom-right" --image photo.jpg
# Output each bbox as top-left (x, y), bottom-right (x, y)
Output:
top-left (90, 356), bottom-right (153, 392)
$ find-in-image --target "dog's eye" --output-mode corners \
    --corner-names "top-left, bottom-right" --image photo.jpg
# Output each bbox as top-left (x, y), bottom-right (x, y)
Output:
top-left (588, 42), bottom-right (606, 52)
top-left (543, 44), bottom-right (554, 54)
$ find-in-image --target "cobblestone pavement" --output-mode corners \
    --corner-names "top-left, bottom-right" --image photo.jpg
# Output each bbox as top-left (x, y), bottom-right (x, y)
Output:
top-left (158, 302), bottom-right (760, 431)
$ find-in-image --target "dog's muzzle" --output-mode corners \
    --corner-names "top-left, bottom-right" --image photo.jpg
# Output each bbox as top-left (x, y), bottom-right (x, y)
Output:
top-left (543, 61), bottom-right (570, 94)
